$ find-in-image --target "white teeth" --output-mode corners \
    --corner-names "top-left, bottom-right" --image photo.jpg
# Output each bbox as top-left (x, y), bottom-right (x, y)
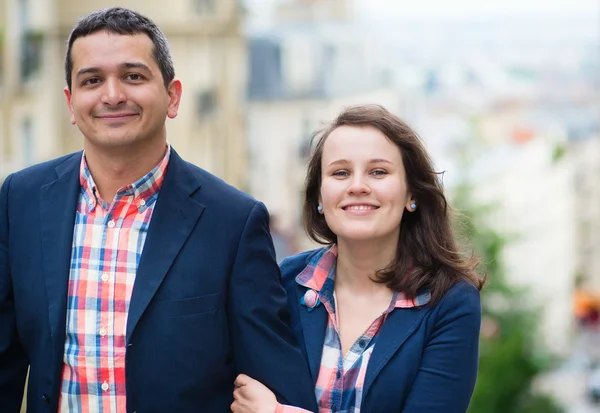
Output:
top-left (346, 205), bottom-right (375, 211)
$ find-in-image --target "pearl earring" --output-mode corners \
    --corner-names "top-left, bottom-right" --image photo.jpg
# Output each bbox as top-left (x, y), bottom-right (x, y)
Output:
top-left (410, 202), bottom-right (417, 210)
top-left (317, 205), bottom-right (323, 212)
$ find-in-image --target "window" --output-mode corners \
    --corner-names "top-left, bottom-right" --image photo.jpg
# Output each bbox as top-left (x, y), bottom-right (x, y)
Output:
top-left (194, 0), bottom-right (216, 14)
top-left (196, 90), bottom-right (217, 119)
top-left (18, 0), bottom-right (42, 82)
top-left (0, 30), bottom-right (5, 90)
top-left (20, 30), bottom-right (43, 81)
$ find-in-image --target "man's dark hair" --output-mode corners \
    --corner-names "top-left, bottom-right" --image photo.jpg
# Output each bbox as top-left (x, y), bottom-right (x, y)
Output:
top-left (65, 7), bottom-right (175, 90)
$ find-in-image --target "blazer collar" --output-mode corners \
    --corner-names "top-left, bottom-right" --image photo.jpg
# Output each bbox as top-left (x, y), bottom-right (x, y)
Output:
top-left (41, 153), bottom-right (83, 339)
top-left (126, 149), bottom-right (205, 343)
top-left (295, 283), bottom-right (328, 383)
top-left (362, 305), bottom-right (429, 404)
top-left (40, 152), bottom-right (84, 389)
top-left (293, 247), bottom-right (432, 399)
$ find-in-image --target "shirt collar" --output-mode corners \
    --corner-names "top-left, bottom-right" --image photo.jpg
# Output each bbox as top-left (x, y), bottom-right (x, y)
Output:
top-left (296, 244), bottom-right (430, 310)
top-left (296, 244), bottom-right (338, 292)
top-left (79, 145), bottom-right (171, 211)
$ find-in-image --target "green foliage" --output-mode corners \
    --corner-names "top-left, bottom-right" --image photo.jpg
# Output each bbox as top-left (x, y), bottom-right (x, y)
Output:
top-left (452, 184), bottom-right (563, 413)
top-left (552, 143), bottom-right (567, 164)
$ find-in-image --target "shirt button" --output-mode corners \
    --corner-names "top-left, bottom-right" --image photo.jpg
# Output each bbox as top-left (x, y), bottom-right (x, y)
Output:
top-left (107, 220), bottom-right (115, 228)
top-left (99, 327), bottom-right (107, 337)
top-left (101, 382), bottom-right (109, 392)
top-left (101, 273), bottom-right (109, 282)
top-left (139, 199), bottom-right (146, 206)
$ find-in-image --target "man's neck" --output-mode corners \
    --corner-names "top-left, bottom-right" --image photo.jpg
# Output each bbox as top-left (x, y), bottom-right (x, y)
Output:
top-left (83, 140), bottom-right (167, 202)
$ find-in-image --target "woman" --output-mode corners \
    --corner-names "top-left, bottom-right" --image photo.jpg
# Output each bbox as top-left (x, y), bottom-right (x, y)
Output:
top-left (232, 104), bottom-right (484, 413)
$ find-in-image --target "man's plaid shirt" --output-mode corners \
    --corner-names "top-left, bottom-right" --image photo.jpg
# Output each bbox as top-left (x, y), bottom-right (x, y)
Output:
top-left (58, 148), bottom-right (169, 413)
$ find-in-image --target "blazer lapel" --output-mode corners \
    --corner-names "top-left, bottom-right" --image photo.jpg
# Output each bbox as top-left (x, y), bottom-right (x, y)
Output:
top-left (296, 284), bottom-right (328, 383)
top-left (40, 154), bottom-right (82, 360)
top-left (362, 307), bottom-right (429, 403)
top-left (126, 151), bottom-right (205, 344)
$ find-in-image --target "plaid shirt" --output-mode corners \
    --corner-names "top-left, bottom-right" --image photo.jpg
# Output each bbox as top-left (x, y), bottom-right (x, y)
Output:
top-left (279, 245), bottom-right (429, 413)
top-left (58, 148), bottom-right (170, 413)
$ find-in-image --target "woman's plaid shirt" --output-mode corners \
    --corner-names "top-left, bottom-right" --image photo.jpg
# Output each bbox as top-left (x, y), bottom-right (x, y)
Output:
top-left (279, 245), bottom-right (429, 413)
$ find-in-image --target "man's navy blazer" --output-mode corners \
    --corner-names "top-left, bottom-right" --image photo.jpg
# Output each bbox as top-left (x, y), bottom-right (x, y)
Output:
top-left (280, 249), bottom-right (482, 413)
top-left (0, 150), bottom-right (317, 413)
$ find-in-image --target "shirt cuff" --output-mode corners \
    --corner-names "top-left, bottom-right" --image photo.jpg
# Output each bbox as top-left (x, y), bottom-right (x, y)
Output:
top-left (275, 403), bottom-right (312, 413)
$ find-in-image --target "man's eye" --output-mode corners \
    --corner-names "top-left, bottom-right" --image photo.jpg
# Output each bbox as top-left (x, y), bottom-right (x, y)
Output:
top-left (127, 74), bottom-right (143, 81)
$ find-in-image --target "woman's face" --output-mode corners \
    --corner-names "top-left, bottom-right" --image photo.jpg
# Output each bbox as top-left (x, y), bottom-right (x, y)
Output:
top-left (319, 125), bottom-right (415, 246)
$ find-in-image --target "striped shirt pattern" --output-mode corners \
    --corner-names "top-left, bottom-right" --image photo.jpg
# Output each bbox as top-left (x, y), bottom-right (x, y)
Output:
top-left (281, 245), bottom-right (429, 413)
top-left (58, 148), bottom-right (170, 413)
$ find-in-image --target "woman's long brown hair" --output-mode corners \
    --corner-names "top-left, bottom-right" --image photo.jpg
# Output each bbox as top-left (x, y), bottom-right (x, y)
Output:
top-left (303, 104), bottom-right (485, 305)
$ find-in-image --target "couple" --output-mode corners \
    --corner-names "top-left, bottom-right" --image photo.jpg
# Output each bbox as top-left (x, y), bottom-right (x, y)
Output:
top-left (0, 7), bottom-right (483, 413)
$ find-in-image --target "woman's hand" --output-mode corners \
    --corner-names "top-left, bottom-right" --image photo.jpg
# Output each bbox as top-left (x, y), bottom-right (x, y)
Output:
top-left (231, 374), bottom-right (278, 413)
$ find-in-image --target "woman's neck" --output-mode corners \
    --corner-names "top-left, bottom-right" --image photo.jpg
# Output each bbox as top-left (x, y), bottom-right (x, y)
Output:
top-left (334, 238), bottom-right (397, 296)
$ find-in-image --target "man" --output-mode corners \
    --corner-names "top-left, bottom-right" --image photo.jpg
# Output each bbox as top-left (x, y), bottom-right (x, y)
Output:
top-left (0, 8), bottom-right (317, 413)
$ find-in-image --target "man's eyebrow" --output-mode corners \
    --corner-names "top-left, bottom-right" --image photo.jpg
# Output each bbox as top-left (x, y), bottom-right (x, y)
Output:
top-left (76, 67), bottom-right (100, 79)
top-left (120, 62), bottom-right (152, 72)
top-left (75, 62), bottom-right (152, 80)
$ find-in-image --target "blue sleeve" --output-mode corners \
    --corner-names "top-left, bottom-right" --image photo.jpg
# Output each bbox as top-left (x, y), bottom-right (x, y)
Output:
top-left (227, 202), bottom-right (318, 411)
top-left (0, 175), bottom-right (29, 412)
top-left (402, 283), bottom-right (481, 413)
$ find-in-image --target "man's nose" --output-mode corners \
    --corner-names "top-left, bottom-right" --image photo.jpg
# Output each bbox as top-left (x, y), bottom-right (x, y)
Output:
top-left (101, 78), bottom-right (126, 106)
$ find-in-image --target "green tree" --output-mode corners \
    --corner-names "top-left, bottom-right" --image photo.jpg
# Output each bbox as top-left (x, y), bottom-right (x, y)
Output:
top-left (452, 184), bottom-right (562, 413)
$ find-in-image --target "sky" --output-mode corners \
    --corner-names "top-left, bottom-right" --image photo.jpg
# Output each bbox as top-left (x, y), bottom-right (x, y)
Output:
top-left (354, 0), bottom-right (600, 20)
top-left (244, 0), bottom-right (600, 23)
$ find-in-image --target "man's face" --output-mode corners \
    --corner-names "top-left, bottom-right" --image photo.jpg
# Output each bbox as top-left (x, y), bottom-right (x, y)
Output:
top-left (65, 31), bottom-right (181, 152)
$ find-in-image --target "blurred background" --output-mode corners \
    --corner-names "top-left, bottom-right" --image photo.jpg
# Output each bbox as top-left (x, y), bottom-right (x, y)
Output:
top-left (1, 0), bottom-right (599, 411)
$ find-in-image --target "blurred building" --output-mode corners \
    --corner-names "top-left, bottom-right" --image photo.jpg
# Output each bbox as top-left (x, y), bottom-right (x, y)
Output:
top-left (0, 0), bottom-right (248, 189)
top-left (246, 0), bottom-right (403, 239)
top-left (470, 133), bottom-right (576, 355)
top-left (275, 0), bottom-right (351, 22)
top-left (569, 134), bottom-right (600, 293)
top-left (464, 99), bottom-right (600, 355)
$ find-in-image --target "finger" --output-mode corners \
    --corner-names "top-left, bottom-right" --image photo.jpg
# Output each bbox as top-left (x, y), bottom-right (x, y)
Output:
top-left (233, 388), bottom-right (242, 400)
top-left (232, 400), bottom-right (248, 413)
top-left (234, 373), bottom-right (250, 387)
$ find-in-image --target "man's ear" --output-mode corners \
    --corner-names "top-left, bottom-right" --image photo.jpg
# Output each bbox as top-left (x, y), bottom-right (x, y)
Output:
top-left (64, 87), bottom-right (77, 125)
